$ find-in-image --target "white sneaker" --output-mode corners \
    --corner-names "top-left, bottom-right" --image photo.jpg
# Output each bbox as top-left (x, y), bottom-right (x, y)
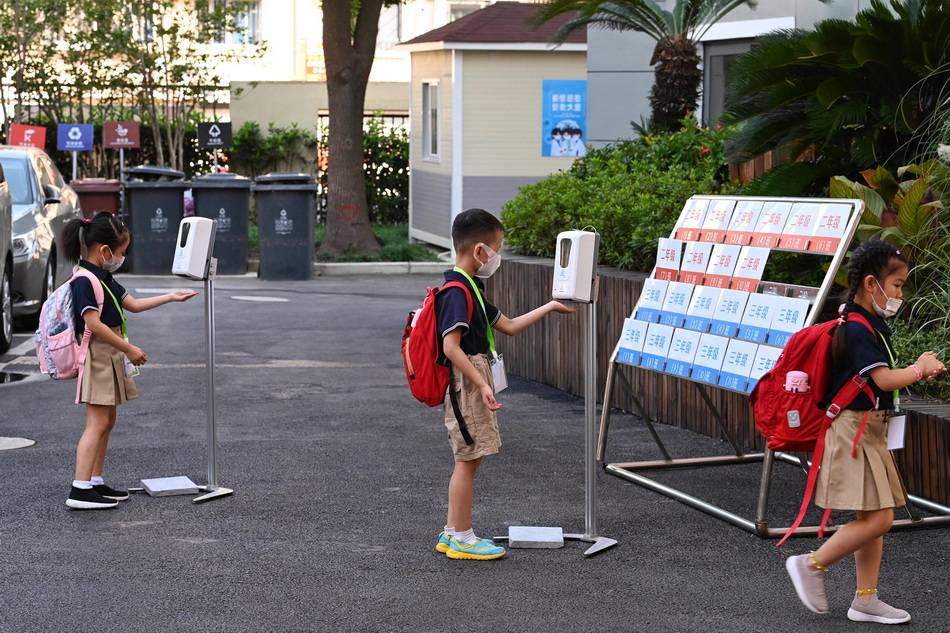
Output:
top-left (848, 595), bottom-right (911, 624)
top-left (785, 554), bottom-right (829, 614)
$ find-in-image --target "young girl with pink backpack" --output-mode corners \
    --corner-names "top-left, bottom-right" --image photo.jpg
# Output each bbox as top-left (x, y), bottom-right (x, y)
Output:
top-left (40, 212), bottom-right (197, 510)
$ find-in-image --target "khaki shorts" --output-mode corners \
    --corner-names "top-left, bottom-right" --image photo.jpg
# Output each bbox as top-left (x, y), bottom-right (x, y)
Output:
top-left (444, 354), bottom-right (501, 462)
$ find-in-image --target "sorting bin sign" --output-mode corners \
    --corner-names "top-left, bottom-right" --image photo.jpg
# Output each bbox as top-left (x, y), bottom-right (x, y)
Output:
top-left (9, 123), bottom-right (46, 149)
top-left (57, 124), bottom-right (94, 151)
top-left (274, 209), bottom-right (293, 235)
top-left (104, 121), bottom-right (140, 149)
top-left (151, 208), bottom-right (170, 233)
top-left (216, 208), bottom-right (232, 233)
top-left (198, 122), bottom-right (233, 149)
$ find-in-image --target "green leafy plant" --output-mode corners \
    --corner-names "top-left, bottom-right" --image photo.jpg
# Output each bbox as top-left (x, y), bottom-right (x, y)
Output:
top-left (890, 320), bottom-right (950, 401)
top-left (502, 118), bottom-right (735, 270)
top-left (723, 0), bottom-right (950, 195)
top-left (536, 0), bottom-right (758, 131)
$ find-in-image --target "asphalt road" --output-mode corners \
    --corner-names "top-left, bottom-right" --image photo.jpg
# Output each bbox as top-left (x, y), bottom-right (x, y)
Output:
top-left (1, 274), bottom-right (948, 633)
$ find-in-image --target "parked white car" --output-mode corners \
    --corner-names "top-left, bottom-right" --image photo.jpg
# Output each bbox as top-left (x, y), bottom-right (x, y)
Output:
top-left (0, 146), bottom-right (81, 326)
top-left (0, 159), bottom-right (11, 353)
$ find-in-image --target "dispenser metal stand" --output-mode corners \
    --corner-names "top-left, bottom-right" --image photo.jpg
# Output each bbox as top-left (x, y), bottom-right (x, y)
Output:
top-left (193, 257), bottom-right (233, 504)
top-left (498, 277), bottom-right (617, 557)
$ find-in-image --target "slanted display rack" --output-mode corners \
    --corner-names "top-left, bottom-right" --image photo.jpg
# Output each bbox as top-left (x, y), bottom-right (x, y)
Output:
top-left (597, 195), bottom-right (950, 538)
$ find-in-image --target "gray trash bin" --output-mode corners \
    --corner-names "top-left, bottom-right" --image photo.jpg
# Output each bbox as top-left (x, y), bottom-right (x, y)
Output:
top-left (124, 166), bottom-right (189, 274)
top-left (252, 173), bottom-right (316, 280)
top-left (191, 173), bottom-right (251, 275)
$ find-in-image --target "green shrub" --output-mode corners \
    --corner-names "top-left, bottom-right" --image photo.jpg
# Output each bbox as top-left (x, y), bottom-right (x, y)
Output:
top-left (502, 118), bottom-right (735, 270)
top-left (889, 320), bottom-right (950, 401)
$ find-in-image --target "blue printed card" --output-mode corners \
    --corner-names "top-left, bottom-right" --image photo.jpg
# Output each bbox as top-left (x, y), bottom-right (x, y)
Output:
top-left (718, 339), bottom-right (758, 392)
top-left (692, 333), bottom-right (729, 385)
top-left (664, 329), bottom-right (700, 378)
top-left (639, 323), bottom-right (675, 372)
top-left (767, 297), bottom-right (810, 347)
top-left (710, 289), bottom-right (749, 337)
top-left (737, 293), bottom-right (778, 343)
top-left (659, 282), bottom-right (694, 328)
top-left (634, 278), bottom-right (669, 323)
top-left (615, 318), bottom-right (648, 367)
top-left (683, 286), bottom-right (720, 333)
top-left (748, 345), bottom-right (782, 392)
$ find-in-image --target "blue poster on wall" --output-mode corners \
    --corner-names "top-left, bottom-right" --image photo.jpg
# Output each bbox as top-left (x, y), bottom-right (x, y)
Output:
top-left (541, 80), bottom-right (587, 158)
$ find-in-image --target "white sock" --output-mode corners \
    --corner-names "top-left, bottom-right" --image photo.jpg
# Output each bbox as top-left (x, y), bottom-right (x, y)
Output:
top-left (90, 476), bottom-right (105, 486)
top-left (443, 525), bottom-right (456, 537)
top-left (455, 528), bottom-right (478, 545)
top-left (72, 480), bottom-right (93, 490)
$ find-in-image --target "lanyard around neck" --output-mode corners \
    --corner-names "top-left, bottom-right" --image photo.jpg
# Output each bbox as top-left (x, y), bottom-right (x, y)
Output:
top-left (100, 279), bottom-right (128, 339)
top-left (453, 267), bottom-right (496, 355)
top-left (877, 332), bottom-right (900, 411)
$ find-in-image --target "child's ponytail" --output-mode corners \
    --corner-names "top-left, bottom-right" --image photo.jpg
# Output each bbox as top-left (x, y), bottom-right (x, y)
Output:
top-left (831, 240), bottom-right (909, 369)
top-left (62, 212), bottom-right (130, 264)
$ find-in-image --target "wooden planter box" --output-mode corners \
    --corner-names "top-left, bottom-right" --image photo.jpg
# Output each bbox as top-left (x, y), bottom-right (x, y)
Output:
top-left (486, 256), bottom-right (950, 505)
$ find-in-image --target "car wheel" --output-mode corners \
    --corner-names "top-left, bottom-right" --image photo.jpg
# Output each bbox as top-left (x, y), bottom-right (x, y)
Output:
top-left (0, 268), bottom-right (12, 354)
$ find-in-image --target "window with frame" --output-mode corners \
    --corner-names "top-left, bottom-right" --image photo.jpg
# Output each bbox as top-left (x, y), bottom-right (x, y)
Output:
top-left (422, 82), bottom-right (439, 160)
top-left (702, 40), bottom-right (752, 126)
top-left (214, 0), bottom-right (260, 45)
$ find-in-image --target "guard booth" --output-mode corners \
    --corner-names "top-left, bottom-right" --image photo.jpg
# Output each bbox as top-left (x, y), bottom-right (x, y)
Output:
top-left (597, 196), bottom-right (950, 539)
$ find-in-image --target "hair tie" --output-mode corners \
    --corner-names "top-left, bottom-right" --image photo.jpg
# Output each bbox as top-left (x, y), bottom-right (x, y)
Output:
top-left (81, 217), bottom-right (92, 225)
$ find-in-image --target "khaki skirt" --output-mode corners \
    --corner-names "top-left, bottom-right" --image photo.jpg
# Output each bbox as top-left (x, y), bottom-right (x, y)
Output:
top-left (815, 409), bottom-right (905, 511)
top-left (79, 326), bottom-right (139, 406)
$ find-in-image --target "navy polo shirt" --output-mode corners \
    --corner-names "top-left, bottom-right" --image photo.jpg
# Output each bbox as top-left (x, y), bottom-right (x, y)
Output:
top-left (436, 269), bottom-right (501, 359)
top-left (71, 260), bottom-right (128, 338)
top-left (823, 303), bottom-right (896, 411)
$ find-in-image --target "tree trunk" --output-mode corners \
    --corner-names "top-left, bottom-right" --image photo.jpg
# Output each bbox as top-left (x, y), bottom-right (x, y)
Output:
top-left (649, 35), bottom-right (702, 132)
top-left (319, 0), bottom-right (382, 257)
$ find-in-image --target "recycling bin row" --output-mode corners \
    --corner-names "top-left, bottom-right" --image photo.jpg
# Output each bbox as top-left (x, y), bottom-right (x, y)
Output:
top-left (73, 167), bottom-right (316, 279)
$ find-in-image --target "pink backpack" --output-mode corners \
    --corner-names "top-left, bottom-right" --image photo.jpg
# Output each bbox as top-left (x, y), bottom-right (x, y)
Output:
top-left (35, 268), bottom-right (104, 390)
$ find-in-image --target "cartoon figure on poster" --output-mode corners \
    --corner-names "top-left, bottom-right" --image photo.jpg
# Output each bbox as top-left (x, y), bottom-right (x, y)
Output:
top-left (542, 80), bottom-right (587, 157)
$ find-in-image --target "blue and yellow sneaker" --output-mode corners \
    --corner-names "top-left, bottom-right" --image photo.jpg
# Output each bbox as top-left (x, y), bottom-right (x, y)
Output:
top-left (445, 536), bottom-right (507, 561)
top-left (435, 531), bottom-right (452, 554)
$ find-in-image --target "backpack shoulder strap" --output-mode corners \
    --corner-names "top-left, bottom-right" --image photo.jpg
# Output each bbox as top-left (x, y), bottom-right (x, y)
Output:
top-left (845, 311), bottom-right (876, 336)
top-left (71, 267), bottom-right (105, 311)
top-left (440, 280), bottom-right (474, 322)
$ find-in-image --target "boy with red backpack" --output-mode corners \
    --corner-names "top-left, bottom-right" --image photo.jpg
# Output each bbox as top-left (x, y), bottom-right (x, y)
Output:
top-left (771, 241), bottom-right (945, 623)
top-left (408, 209), bottom-right (573, 560)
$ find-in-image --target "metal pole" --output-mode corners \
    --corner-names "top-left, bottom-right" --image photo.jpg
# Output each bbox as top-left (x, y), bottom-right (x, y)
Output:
top-left (213, 148), bottom-right (219, 172)
top-left (205, 270), bottom-right (217, 487)
top-left (71, 150), bottom-right (77, 181)
top-left (584, 299), bottom-right (597, 538)
top-left (118, 148), bottom-right (126, 218)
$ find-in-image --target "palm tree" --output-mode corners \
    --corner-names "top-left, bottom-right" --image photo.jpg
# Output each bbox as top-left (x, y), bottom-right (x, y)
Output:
top-left (536, 0), bottom-right (758, 131)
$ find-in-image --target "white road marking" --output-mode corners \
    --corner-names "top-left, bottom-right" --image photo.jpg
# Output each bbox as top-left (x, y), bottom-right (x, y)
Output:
top-left (146, 359), bottom-right (367, 369)
top-left (229, 295), bottom-right (289, 303)
top-left (7, 338), bottom-right (36, 357)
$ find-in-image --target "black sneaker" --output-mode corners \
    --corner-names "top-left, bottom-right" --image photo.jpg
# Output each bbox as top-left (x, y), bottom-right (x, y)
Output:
top-left (92, 484), bottom-right (130, 501)
top-left (65, 486), bottom-right (119, 510)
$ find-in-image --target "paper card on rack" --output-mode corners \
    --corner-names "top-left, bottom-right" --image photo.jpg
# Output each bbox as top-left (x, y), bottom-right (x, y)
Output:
top-left (704, 244), bottom-right (742, 288)
top-left (719, 339), bottom-right (758, 392)
top-left (811, 203), bottom-right (851, 254)
top-left (748, 345), bottom-right (782, 392)
top-left (634, 278), bottom-right (669, 323)
top-left (684, 286), bottom-right (720, 332)
top-left (692, 333), bottom-right (729, 385)
top-left (730, 246), bottom-right (771, 292)
top-left (674, 198), bottom-right (709, 241)
top-left (724, 200), bottom-right (764, 245)
top-left (750, 201), bottom-right (793, 247)
top-left (738, 293), bottom-right (778, 343)
top-left (679, 242), bottom-right (713, 285)
top-left (664, 328), bottom-right (701, 378)
top-left (659, 282), bottom-right (694, 328)
top-left (767, 297), bottom-right (810, 347)
top-left (710, 289), bottom-right (750, 337)
top-left (778, 203), bottom-right (820, 250)
top-left (640, 323), bottom-right (675, 372)
top-left (655, 238), bottom-right (683, 281)
top-left (699, 199), bottom-right (736, 243)
top-left (615, 318), bottom-right (649, 366)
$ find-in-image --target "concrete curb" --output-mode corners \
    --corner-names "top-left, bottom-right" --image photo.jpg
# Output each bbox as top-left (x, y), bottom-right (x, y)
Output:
top-left (119, 261), bottom-right (447, 280)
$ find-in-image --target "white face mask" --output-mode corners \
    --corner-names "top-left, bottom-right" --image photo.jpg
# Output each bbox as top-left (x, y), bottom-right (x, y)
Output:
top-left (474, 243), bottom-right (502, 279)
top-left (873, 280), bottom-right (903, 319)
top-left (102, 248), bottom-right (125, 273)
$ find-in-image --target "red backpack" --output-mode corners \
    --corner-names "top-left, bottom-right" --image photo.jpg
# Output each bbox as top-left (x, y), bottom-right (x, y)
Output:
top-left (750, 310), bottom-right (878, 546)
top-left (402, 281), bottom-right (473, 407)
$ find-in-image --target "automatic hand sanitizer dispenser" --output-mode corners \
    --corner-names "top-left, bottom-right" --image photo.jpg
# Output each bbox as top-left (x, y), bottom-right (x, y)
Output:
top-left (173, 217), bottom-right (217, 280)
top-left (553, 230), bottom-right (600, 302)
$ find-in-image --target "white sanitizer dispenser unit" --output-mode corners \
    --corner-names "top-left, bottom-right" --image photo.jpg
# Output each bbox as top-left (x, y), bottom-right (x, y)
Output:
top-left (553, 230), bottom-right (600, 303)
top-left (172, 217), bottom-right (217, 280)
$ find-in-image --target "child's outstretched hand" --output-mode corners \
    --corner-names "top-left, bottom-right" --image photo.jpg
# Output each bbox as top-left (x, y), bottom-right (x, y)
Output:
top-left (916, 352), bottom-right (946, 379)
top-left (170, 291), bottom-right (199, 302)
top-left (480, 384), bottom-right (502, 411)
top-left (548, 300), bottom-right (576, 314)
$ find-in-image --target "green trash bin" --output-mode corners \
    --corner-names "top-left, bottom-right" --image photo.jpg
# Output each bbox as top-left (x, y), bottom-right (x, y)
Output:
top-left (252, 173), bottom-right (316, 280)
top-left (124, 166), bottom-right (188, 274)
top-left (191, 173), bottom-right (251, 275)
